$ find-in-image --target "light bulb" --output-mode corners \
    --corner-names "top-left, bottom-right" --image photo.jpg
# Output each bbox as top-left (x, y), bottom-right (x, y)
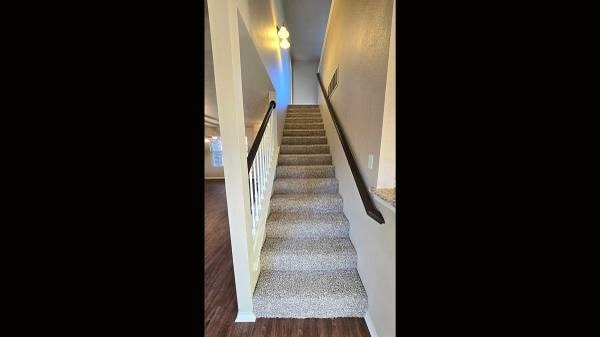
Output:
top-left (277, 26), bottom-right (289, 39)
top-left (280, 38), bottom-right (290, 49)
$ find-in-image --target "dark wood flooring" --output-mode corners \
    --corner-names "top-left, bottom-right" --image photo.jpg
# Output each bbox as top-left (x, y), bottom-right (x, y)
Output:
top-left (204, 179), bottom-right (371, 337)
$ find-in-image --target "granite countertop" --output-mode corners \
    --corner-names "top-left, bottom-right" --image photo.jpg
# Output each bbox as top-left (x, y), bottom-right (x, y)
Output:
top-left (370, 187), bottom-right (395, 208)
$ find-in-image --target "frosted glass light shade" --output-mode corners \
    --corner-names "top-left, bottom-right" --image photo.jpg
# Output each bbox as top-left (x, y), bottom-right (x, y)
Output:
top-left (278, 26), bottom-right (289, 39)
top-left (280, 38), bottom-right (290, 49)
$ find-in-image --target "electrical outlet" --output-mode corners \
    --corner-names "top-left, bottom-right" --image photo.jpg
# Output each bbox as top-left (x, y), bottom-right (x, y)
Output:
top-left (368, 154), bottom-right (374, 169)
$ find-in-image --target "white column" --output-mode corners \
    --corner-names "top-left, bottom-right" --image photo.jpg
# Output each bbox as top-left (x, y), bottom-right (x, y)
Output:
top-left (207, 0), bottom-right (255, 322)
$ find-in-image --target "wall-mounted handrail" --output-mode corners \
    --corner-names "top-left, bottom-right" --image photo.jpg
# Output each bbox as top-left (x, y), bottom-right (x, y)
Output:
top-left (247, 100), bottom-right (276, 171)
top-left (316, 73), bottom-right (385, 224)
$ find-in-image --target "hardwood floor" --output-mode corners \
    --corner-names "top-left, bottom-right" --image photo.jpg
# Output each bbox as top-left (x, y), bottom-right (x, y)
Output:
top-left (204, 179), bottom-right (371, 337)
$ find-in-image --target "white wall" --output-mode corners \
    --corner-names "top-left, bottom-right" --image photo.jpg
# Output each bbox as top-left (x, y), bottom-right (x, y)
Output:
top-left (292, 60), bottom-right (318, 104)
top-left (236, 0), bottom-right (292, 146)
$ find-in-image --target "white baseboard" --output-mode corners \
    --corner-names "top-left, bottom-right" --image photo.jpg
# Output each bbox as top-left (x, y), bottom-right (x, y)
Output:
top-left (364, 311), bottom-right (379, 337)
top-left (204, 177), bottom-right (225, 180)
top-left (235, 311), bottom-right (256, 322)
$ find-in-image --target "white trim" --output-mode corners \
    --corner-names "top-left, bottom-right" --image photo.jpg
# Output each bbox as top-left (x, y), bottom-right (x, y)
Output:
top-left (364, 310), bottom-right (379, 337)
top-left (235, 311), bottom-right (256, 322)
top-left (318, 0), bottom-right (335, 72)
top-left (204, 177), bottom-right (225, 180)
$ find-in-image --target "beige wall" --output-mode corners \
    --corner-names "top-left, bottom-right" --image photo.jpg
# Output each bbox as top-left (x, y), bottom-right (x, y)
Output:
top-left (318, 0), bottom-right (394, 188)
top-left (239, 14), bottom-right (275, 125)
top-left (318, 0), bottom-right (395, 336)
top-left (320, 88), bottom-right (396, 337)
top-left (293, 60), bottom-right (319, 104)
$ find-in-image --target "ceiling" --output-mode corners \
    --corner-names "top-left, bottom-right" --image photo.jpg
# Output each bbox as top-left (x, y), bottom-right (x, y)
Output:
top-left (281, 0), bottom-right (332, 61)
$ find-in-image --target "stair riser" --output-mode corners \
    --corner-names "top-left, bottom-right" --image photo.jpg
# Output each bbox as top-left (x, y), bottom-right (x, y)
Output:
top-left (284, 123), bottom-right (324, 130)
top-left (269, 198), bottom-right (343, 213)
top-left (254, 298), bottom-right (367, 318)
top-left (276, 166), bottom-right (334, 178)
top-left (286, 114), bottom-right (321, 119)
top-left (281, 137), bottom-right (326, 145)
top-left (278, 155), bottom-right (332, 166)
top-left (280, 145), bottom-right (329, 154)
top-left (283, 129), bottom-right (325, 137)
top-left (285, 118), bottom-right (322, 123)
top-left (273, 180), bottom-right (338, 194)
top-left (261, 252), bottom-right (356, 271)
top-left (266, 223), bottom-right (348, 239)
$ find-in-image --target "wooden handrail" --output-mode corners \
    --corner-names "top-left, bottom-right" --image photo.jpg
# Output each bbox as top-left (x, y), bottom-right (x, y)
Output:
top-left (247, 100), bottom-right (276, 172)
top-left (316, 73), bottom-right (385, 224)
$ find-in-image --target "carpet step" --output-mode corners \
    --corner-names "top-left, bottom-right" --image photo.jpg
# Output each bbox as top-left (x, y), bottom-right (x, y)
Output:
top-left (283, 129), bottom-right (325, 137)
top-left (273, 178), bottom-right (338, 194)
top-left (284, 123), bottom-right (324, 130)
top-left (286, 113), bottom-right (321, 118)
top-left (281, 136), bottom-right (327, 145)
top-left (278, 154), bottom-right (332, 166)
top-left (276, 165), bottom-right (334, 178)
top-left (253, 269), bottom-right (368, 318)
top-left (280, 144), bottom-right (329, 154)
top-left (261, 237), bottom-right (357, 271)
top-left (285, 117), bottom-right (322, 123)
top-left (287, 105), bottom-right (319, 111)
top-left (269, 193), bottom-right (343, 213)
top-left (266, 212), bottom-right (349, 239)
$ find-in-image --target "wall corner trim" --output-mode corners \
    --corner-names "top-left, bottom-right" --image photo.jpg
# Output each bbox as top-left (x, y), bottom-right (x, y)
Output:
top-left (364, 310), bottom-right (379, 337)
top-left (234, 311), bottom-right (256, 322)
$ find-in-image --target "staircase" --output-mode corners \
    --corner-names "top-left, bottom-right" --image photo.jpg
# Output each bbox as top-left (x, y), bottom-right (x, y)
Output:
top-left (253, 105), bottom-right (368, 318)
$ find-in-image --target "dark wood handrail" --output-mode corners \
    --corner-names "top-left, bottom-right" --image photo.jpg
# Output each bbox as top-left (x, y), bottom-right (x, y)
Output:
top-left (316, 73), bottom-right (385, 224)
top-left (247, 100), bottom-right (276, 172)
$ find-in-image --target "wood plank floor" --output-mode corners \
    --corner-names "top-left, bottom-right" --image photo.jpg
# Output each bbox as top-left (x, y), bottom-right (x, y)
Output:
top-left (204, 179), bottom-right (371, 337)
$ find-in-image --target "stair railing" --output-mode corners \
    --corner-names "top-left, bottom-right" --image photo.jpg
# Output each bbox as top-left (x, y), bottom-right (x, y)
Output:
top-left (247, 100), bottom-right (277, 238)
top-left (316, 73), bottom-right (385, 224)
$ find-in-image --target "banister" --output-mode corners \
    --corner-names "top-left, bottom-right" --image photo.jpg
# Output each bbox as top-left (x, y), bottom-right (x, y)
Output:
top-left (247, 100), bottom-right (276, 172)
top-left (316, 73), bottom-right (385, 224)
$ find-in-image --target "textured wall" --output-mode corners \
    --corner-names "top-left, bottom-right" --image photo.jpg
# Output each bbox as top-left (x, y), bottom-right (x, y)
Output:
top-left (318, 0), bottom-right (394, 188)
top-left (292, 60), bottom-right (319, 104)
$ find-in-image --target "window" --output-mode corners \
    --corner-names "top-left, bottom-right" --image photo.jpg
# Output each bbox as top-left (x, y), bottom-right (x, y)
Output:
top-left (210, 137), bottom-right (223, 167)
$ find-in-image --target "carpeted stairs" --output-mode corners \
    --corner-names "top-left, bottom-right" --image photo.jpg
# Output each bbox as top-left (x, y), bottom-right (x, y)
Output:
top-left (253, 104), bottom-right (368, 318)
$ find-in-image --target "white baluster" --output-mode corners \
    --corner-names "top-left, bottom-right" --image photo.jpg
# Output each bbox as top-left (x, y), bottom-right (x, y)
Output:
top-left (257, 146), bottom-right (263, 210)
top-left (249, 166), bottom-right (255, 220)
top-left (253, 160), bottom-right (259, 225)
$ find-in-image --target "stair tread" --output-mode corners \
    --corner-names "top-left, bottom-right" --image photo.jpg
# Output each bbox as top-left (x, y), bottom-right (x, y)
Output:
top-left (262, 237), bottom-right (356, 256)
